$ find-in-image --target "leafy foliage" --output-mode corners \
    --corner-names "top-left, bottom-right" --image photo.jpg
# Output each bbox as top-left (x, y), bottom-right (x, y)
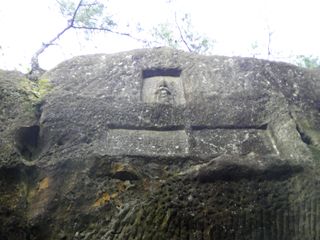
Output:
top-left (179, 14), bottom-right (213, 53)
top-left (57, 0), bottom-right (77, 18)
top-left (295, 55), bottom-right (320, 69)
top-left (57, 0), bottom-right (116, 30)
top-left (31, 0), bottom-right (215, 76)
top-left (152, 23), bottom-right (179, 49)
top-left (151, 13), bottom-right (214, 54)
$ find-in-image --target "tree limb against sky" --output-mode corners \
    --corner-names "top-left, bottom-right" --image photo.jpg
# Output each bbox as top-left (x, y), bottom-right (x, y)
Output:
top-left (29, 0), bottom-right (215, 80)
top-left (31, 0), bottom-right (136, 73)
top-left (0, 0), bottom-right (318, 75)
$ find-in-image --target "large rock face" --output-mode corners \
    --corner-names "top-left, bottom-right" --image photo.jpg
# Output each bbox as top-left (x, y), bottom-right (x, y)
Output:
top-left (1, 48), bottom-right (320, 240)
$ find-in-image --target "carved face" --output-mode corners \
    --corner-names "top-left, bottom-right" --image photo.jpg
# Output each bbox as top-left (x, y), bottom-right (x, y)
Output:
top-left (141, 74), bottom-right (185, 105)
top-left (155, 81), bottom-right (173, 104)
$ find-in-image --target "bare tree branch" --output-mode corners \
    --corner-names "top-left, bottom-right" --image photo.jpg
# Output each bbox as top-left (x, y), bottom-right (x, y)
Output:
top-left (31, 26), bottom-right (72, 70)
top-left (267, 31), bottom-right (273, 58)
top-left (31, 0), bottom-right (84, 71)
top-left (174, 13), bottom-right (192, 52)
top-left (266, 23), bottom-right (274, 59)
top-left (29, 0), bottom-right (148, 80)
top-left (70, 0), bottom-right (84, 25)
top-left (72, 25), bottom-right (148, 44)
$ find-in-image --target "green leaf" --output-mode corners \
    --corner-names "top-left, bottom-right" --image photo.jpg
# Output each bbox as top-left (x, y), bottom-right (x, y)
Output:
top-left (295, 55), bottom-right (320, 69)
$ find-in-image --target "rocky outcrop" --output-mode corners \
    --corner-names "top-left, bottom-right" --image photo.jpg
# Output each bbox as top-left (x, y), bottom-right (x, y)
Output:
top-left (0, 48), bottom-right (320, 239)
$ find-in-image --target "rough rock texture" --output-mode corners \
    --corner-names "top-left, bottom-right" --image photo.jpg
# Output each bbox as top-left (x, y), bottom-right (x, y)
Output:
top-left (1, 47), bottom-right (320, 240)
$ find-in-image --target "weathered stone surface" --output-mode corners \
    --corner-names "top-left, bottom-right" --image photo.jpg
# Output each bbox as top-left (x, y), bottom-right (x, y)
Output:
top-left (106, 129), bottom-right (189, 156)
top-left (1, 47), bottom-right (320, 239)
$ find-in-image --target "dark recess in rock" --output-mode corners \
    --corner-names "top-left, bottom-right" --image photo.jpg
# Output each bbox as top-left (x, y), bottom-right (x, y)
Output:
top-left (112, 171), bottom-right (139, 181)
top-left (14, 125), bottom-right (40, 160)
top-left (142, 68), bottom-right (182, 78)
top-left (34, 101), bottom-right (44, 120)
top-left (108, 123), bottom-right (186, 131)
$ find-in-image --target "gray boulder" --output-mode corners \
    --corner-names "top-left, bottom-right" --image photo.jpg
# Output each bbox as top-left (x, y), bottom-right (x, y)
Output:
top-left (1, 47), bottom-right (320, 240)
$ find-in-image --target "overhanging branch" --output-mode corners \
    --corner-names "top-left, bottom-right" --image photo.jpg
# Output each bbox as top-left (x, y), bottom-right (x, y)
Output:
top-left (72, 25), bottom-right (148, 44)
top-left (30, 0), bottom-right (148, 80)
top-left (174, 13), bottom-right (192, 52)
top-left (31, 0), bottom-right (84, 70)
top-left (31, 25), bottom-right (72, 70)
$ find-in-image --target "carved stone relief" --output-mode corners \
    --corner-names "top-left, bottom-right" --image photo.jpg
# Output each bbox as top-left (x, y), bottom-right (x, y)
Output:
top-left (103, 69), bottom-right (283, 158)
top-left (142, 76), bottom-right (186, 105)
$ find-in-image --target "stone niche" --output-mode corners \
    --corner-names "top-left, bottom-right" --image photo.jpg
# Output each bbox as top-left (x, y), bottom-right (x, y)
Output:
top-left (141, 68), bottom-right (186, 105)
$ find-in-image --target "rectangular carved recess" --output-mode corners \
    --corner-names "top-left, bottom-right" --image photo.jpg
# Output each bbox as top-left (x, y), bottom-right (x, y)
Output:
top-left (142, 68), bottom-right (182, 78)
top-left (108, 124), bottom-right (185, 131)
top-left (191, 123), bottom-right (268, 131)
top-left (105, 128), bottom-right (275, 157)
top-left (141, 68), bottom-right (186, 105)
top-left (106, 129), bottom-right (189, 156)
top-left (191, 129), bottom-right (276, 156)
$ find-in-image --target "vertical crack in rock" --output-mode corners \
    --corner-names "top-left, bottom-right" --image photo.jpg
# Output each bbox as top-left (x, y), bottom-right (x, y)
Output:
top-left (14, 101), bottom-right (45, 161)
top-left (296, 124), bottom-right (312, 145)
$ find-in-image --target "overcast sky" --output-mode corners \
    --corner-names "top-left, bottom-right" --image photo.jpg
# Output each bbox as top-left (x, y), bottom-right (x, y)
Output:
top-left (0, 0), bottom-right (319, 72)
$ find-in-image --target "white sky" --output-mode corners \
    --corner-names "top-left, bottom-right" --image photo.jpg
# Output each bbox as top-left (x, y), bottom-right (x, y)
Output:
top-left (0, 0), bottom-right (320, 72)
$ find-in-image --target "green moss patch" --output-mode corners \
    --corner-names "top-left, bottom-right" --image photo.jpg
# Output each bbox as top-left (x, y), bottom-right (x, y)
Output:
top-left (19, 78), bottom-right (53, 103)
